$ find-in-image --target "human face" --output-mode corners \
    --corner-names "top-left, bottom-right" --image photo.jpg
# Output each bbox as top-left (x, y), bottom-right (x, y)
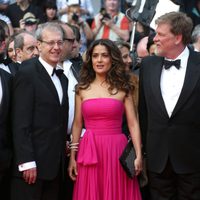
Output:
top-left (7, 40), bottom-right (16, 62)
top-left (149, 44), bottom-right (156, 55)
top-left (153, 23), bottom-right (178, 57)
top-left (46, 8), bottom-right (57, 21)
top-left (25, 23), bottom-right (37, 33)
top-left (92, 44), bottom-right (112, 76)
top-left (61, 25), bottom-right (76, 60)
top-left (120, 46), bottom-right (132, 71)
top-left (38, 29), bottom-right (63, 67)
top-left (71, 39), bottom-right (80, 58)
top-left (105, 0), bottom-right (119, 13)
top-left (19, 34), bottom-right (38, 62)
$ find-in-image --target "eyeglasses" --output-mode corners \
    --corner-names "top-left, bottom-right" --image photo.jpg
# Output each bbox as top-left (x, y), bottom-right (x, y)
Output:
top-left (63, 38), bottom-right (75, 43)
top-left (39, 40), bottom-right (64, 47)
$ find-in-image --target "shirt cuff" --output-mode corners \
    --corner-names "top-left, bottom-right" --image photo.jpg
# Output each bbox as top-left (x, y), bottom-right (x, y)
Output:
top-left (18, 161), bottom-right (36, 172)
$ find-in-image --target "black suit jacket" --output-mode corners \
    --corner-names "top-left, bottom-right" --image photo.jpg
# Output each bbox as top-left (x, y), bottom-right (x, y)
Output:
top-left (0, 69), bottom-right (12, 172)
top-left (12, 57), bottom-right (69, 180)
top-left (70, 54), bottom-right (83, 82)
top-left (139, 50), bottom-right (200, 174)
top-left (8, 62), bottom-right (20, 76)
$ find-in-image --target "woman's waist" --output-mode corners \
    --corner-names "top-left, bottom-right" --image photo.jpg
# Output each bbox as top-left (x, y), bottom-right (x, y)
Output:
top-left (84, 127), bottom-right (122, 135)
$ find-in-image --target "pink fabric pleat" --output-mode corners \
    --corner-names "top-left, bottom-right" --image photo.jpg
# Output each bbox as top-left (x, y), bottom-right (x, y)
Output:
top-left (77, 130), bottom-right (98, 166)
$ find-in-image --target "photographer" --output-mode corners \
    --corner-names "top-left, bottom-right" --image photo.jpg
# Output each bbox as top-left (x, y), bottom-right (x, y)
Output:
top-left (67, 3), bottom-right (93, 54)
top-left (91, 0), bottom-right (129, 41)
top-left (19, 12), bottom-right (38, 33)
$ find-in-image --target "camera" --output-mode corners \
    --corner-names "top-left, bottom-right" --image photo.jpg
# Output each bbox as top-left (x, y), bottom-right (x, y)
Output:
top-left (100, 7), bottom-right (111, 21)
top-left (72, 13), bottom-right (79, 23)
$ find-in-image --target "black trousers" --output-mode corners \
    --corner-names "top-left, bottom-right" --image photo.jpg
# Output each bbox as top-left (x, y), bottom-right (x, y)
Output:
top-left (0, 170), bottom-right (11, 200)
top-left (148, 160), bottom-right (200, 200)
top-left (59, 135), bottom-right (74, 200)
top-left (11, 174), bottom-right (61, 200)
top-left (59, 156), bottom-right (74, 200)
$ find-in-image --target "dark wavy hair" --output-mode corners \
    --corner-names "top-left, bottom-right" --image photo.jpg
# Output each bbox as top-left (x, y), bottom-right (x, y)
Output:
top-left (76, 39), bottom-right (135, 96)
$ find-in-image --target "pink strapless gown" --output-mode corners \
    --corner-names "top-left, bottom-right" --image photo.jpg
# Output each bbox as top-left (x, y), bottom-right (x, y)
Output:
top-left (73, 98), bottom-right (142, 200)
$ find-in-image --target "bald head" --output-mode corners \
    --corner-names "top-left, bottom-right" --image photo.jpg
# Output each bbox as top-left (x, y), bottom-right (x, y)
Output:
top-left (14, 31), bottom-right (38, 62)
top-left (136, 36), bottom-right (149, 58)
top-left (60, 23), bottom-right (76, 61)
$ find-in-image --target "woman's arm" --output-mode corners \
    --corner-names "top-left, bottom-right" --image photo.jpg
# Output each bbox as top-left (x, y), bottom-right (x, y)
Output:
top-left (68, 93), bottom-right (83, 181)
top-left (124, 94), bottom-right (142, 175)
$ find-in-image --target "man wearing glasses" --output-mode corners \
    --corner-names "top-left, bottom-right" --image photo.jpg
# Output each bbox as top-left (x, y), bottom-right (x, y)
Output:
top-left (59, 22), bottom-right (80, 200)
top-left (11, 22), bottom-right (69, 200)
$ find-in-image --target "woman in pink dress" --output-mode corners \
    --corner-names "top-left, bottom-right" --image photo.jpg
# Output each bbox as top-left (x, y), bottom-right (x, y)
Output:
top-left (68, 39), bottom-right (142, 200)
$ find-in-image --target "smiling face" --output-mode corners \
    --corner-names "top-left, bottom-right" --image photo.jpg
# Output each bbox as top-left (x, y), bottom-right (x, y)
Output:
top-left (37, 28), bottom-right (63, 67)
top-left (92, 44), bottom-right (112, 77)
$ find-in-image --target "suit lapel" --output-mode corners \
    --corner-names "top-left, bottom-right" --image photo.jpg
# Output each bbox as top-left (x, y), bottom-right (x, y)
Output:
top-left (0, 70), bottom-right (8, 115)
top-left (171, 51), bottom-right (200, 117)
top-left (36, 60), bottom-right (61, 104)
top-left (60, 74), bottom-right (68, 105)
top-left (150, 57), bottom-right (169, 118)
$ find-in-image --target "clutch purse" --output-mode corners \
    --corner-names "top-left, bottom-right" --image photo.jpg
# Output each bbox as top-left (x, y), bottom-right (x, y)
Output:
top-left (138, 156), bottom-right (148, 187)
top-left (119, 139), bottom-right (136, 179)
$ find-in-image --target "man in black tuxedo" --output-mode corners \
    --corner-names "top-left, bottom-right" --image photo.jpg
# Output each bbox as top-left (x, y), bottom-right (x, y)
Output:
top-left (0, 23), bottom-right (12, 200)
top-left (11, 22), bottom-right (69, 200)
top-left (139, 12), bottom-right (200, 200)
top-left (0, 23), bottom-right (17, 76)
top-left (0, 68), bottom-right (12, 200)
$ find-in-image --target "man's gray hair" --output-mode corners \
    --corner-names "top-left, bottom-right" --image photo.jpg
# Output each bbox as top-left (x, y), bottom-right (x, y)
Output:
top-left (191, 24), bottom-right (200, 43)
top-left (35, 22), bottom-right (64, 41)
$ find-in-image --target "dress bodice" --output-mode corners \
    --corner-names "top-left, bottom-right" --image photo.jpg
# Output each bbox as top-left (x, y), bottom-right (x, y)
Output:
top-left (82, 98), bottom-right (124, 132)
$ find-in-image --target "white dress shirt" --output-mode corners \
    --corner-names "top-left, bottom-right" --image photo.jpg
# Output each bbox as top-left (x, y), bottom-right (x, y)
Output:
top-left (0, 76), bottom-right (2, 105)
top-left (18, 57), bottom-right (63, 172)
top-left (63, 60), bottom-right (86, 137)
top-left (63, 60), bottom-right (77, 134)
top-left (39, 57), bottom-right (63, 104)
top-left (160, 47), bottom-right (189, 117)
top-left (0, 63), bottom-right (11, 74)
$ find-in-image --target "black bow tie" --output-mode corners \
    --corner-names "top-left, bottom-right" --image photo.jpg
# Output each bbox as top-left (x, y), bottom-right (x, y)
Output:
top-left (0, 53), bottom-right (11, 66)
top-left (163, 59), bottom-right (181, 70)
top-left (52, 68), bottom-right (64, 77)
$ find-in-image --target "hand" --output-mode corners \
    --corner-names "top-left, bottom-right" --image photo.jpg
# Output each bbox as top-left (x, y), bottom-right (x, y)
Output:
top-left (22, 167), bottom-right (37, 184)
top-left (101, 18), bottom-right (114, 28)
top-left (97, 14), bottom-right (104, 25)
top-left (134, 156), bottom-right (143, 176)
top-left (19, 19), bottom-right (25, 30)
top-left (66, 141), bottom-right (70, 157)
top-left (68, 158), bottom-right (78, 181)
